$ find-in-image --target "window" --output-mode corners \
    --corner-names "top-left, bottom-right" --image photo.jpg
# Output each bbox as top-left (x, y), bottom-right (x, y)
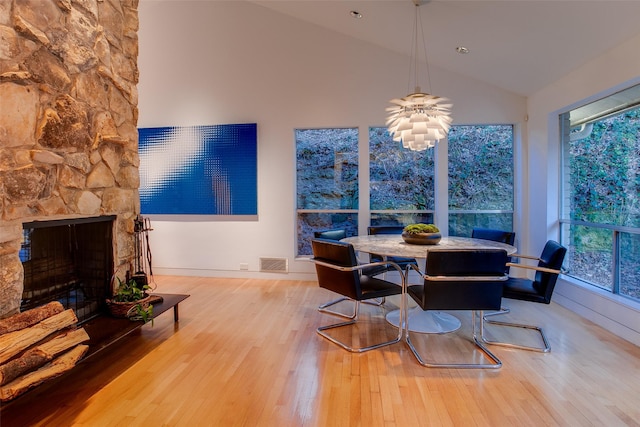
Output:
top-left (296, 125), bottom-right (514, 256)
top-left (369, 127), bottom-right (434, 226)
top-left (448, 125), bottom-right (514, 236)
top-left (296, 128), bottom-right (358, 256)
top-left (560, 84), bottom-right (640, 302)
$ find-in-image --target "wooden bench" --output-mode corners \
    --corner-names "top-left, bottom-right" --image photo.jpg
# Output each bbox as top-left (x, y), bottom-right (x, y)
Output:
top-left (82, 293), bottom-right (190, 360)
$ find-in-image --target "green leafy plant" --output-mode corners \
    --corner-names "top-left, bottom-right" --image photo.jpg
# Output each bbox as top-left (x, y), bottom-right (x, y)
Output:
top-left (403, 223), bottom-right (440, 234)
top-left (111, 277), bottom-right (154, 324)
top-left (130, 304), bottom-right (154, 325)
top-left (112, 277), bottom-right (149, 302)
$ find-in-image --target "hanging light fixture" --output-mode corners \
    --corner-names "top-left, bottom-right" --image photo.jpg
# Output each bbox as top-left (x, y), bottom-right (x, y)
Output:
top-left (386, 0), bottom-right (452, 151)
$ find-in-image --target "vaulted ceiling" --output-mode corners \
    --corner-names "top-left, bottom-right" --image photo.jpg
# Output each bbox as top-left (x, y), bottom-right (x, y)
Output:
top-left (250, 1), bottom-right (640, 97)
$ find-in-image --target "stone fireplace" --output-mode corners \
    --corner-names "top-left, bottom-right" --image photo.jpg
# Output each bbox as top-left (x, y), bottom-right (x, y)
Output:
top-left (0, 0), bottom-right (140, 318)
top-left (21, 215), bottom-right (115, 322)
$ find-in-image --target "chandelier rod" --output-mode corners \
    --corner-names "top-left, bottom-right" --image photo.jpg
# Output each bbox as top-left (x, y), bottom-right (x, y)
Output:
top-left (411, 0), bottom-right (432, 94)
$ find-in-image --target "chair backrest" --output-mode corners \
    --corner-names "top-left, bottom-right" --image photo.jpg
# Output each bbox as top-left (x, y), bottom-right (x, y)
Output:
top-left (313, 229), bottom-right (347, 241)
top-left (367, 226), bottom-right (406, 263)
top-left (471, 227), bottom-right (516, 245)
top-left (532, 240), bottom-right (567, 303)
top-left (415, 249), bottom-right (508, 311)
top-left (368, 225), bottom-right (404, 235)
top-left (311, 239), bottom-right (361, 300)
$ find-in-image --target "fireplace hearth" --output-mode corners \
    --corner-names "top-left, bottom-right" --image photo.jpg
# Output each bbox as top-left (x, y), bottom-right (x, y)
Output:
top-left (20, 216), bottom-right (116, 323)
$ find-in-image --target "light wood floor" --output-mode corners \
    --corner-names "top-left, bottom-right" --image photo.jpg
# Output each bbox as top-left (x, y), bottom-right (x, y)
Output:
top-left (2, 275), bottom-right (640, 427)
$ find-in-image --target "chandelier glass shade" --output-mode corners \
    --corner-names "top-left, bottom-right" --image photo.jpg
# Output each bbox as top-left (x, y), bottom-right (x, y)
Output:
top-left (386, 1), bottom-right (453, 151)
top-left (386, 89), bottom-right (452, 151)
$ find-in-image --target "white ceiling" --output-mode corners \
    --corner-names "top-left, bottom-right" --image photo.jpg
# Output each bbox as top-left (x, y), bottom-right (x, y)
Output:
top-left (249, 0), bottom-right (640, 97)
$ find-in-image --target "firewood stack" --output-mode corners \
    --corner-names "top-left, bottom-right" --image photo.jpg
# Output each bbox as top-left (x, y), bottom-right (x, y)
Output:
top-left (0, 301), bottom-right (89, 402)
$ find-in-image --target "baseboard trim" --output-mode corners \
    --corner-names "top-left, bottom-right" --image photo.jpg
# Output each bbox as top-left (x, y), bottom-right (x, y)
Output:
top-left (554, 277), bottom-right (640, 347)
top-left (152, 267), bottom-right (316, 281)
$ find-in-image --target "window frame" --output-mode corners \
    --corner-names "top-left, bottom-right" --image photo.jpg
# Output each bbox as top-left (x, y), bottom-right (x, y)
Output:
top-left (559, 86), bottom-right (640, 302)
top-left (368, 126), bottom-right (436, 227)
top-left (447, 124), bottom-right (515, 237)
top-left (295, 124), bottom-right (517, 257)
top-left (295, 127), bottom-right (359, 257)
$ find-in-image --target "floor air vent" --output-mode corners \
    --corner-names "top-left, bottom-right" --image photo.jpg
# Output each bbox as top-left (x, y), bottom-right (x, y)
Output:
top-left (260, 257), bottom-right (288, 273)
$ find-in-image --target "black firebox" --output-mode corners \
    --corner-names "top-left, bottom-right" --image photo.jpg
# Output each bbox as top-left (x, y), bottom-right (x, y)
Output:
top-left (20, 215), bottom-right (115, 323)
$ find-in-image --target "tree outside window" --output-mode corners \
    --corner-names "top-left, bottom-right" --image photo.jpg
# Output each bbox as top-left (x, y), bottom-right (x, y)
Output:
top-left (448, 125), bottom-right (514, 237)
top-left (296, 128), bottom-right (358, 256)
top-left (369, 127), bottom-right (434, 226)
top-left (561, 103), bottom-right (640, 301)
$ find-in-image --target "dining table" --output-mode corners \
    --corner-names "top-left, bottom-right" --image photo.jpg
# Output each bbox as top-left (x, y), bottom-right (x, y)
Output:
top-left (341, 234), bottom-right (517, 334)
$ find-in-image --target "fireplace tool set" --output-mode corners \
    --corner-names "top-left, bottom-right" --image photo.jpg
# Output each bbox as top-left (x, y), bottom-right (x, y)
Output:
top-left (132, 215), bottom-right (154, 291)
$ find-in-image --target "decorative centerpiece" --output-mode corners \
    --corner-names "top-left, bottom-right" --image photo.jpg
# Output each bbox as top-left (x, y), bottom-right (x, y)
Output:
top-left (401, 223), bottom-right (441, 245)
top-left (106, 277), bottom-right (154, 323)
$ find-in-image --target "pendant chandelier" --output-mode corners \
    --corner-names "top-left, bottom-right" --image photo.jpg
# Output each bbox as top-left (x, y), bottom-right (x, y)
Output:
top-left (386, 0), bottom-right (452, 151)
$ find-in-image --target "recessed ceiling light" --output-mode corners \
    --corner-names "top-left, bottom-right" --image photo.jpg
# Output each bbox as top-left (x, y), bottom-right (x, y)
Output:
top-left (456, 46), bottom-right (470, 54)
top-left (350, 10), bottom-right (362, 19)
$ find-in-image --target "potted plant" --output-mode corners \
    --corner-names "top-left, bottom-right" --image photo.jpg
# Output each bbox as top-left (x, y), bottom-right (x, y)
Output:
top-left (106, 277), bottom-right (154, 324)
top-left (402, 223), bottom-right (442, 245)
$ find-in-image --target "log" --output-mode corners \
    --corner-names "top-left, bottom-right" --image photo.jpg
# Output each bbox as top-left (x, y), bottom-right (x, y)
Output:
top-left (0, 328), bottom-right (89, 386)
top-left (0, 344), bottom-right (89, 402)
top-left (0, 309), bottom-right (78, 365)
top-left (0, 301), bottom-right (65, 335)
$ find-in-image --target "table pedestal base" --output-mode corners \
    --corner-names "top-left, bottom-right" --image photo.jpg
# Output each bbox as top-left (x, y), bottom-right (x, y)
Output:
top-left (386, 307), bottom-right (461, 334)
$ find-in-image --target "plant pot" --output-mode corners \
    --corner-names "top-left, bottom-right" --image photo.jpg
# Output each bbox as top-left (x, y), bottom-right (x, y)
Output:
top-left (401, 231), bottom-right (442, 245)
top-left (106, 294), bottom-right (151, 318)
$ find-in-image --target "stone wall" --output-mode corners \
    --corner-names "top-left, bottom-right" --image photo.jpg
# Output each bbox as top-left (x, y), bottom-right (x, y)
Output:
top-left (0, 0), bottom-right (140, 317)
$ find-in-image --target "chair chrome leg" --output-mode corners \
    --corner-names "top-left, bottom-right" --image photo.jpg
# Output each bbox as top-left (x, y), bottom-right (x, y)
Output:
top-left (319, 297), bottom-right (386, 319)
top-left (482, 307), bottom-right (511, 318)
top-left (316, 301), bottom-right (403, 353)
top-left (318, 297), bottom-right (355, 319)
top-left (363, 297), bottom-right (385, 307)
top-left (405, 311), bottom-right (502, 369)
top-left (481, 310), bottom-right (551, 353)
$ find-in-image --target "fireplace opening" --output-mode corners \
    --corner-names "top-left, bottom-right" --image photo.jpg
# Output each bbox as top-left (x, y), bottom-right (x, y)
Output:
top-left (20, 216), bottom-right (115, 323)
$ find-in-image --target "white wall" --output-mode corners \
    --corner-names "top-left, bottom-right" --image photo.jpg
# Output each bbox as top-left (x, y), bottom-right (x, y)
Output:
top-left (137, 1), bottom-right (526, 280)
top-left (526, 33), bottom-right (640, 346)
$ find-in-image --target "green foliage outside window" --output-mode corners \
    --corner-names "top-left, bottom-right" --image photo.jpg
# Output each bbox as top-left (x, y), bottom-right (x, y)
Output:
top-left (295, 125), bottom-right (514, 256)
top-left (448, 125), bottom-right (514, 236)
top-left (448, 125), bottom-right (513, 210)
top-left (568, 110), bottom-right (640, 227)
top-left (296, 128), bottom-right (358, 211)
top-left (296, 128), bottom-right (359, 256)
top-left (563, 108), bottom-right (640, 300)
top-left (369, 127), bottom-right (434, 211)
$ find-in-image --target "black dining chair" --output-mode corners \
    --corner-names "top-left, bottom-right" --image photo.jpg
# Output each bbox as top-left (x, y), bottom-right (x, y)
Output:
top-left (313, 229), bottom-right (354, 316)
top-left (481, 240), bottom-right (567, 352)
top-left (472, 227), bottom-right (516, 274)
top-left (311, 238), bottom-right (406, 353)
top-left (366, 226), bottom-right (418, 277)
top-left (471, 227), bottom-right (516, 245)
top-left (405, 249), bottom-right (508, 369)
top-left (314, 229), bottom-right (347, 241)
top-left (313, 229), bottom-right (387, 315)
top-left (471, 227), bottom-right (520, 336)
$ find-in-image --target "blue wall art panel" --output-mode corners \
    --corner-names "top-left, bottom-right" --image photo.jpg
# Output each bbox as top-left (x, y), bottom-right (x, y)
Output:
top-left (139, 123), bottom-right (257, 216)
